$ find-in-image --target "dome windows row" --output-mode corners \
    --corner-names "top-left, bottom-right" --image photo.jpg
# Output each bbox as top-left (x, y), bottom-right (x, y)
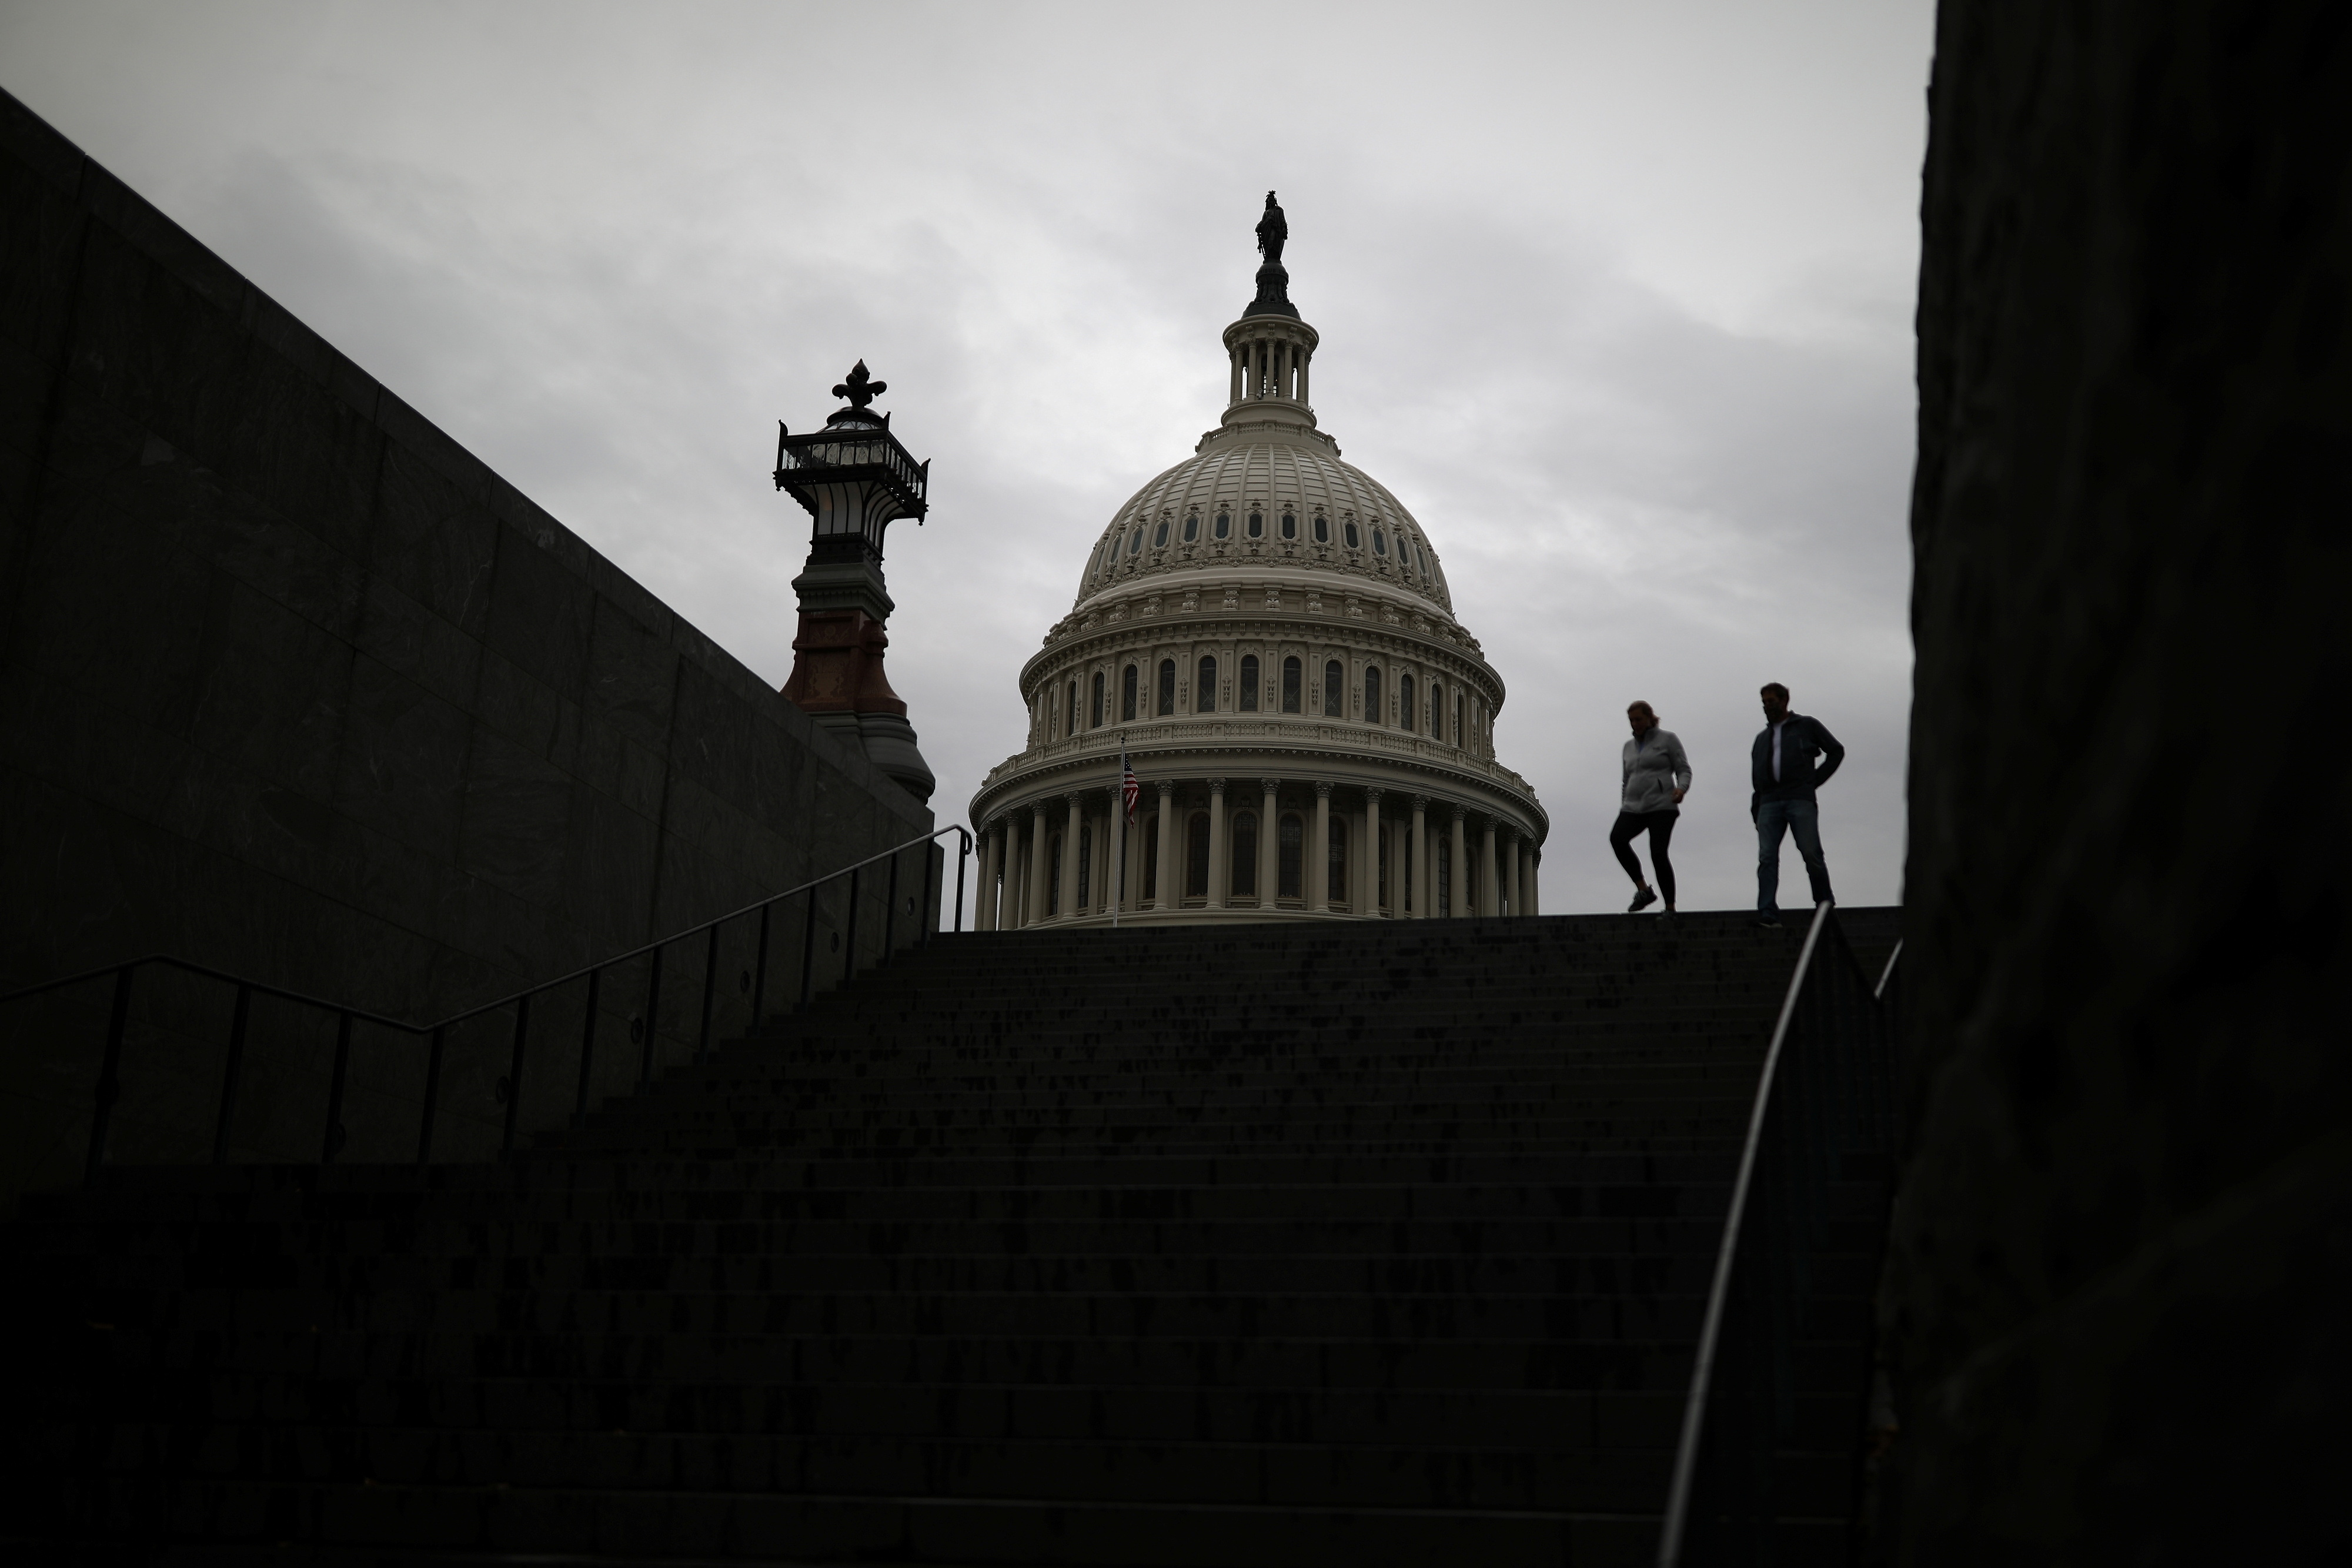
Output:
top-left (1087, 507), bottom-right (1442, 590)
top-left (1030, 649), bottom-right (1497, 756)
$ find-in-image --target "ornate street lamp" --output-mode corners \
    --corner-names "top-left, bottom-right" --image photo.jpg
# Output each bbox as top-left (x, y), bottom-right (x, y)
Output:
top-left (773, 360), bottom-right (936, 801)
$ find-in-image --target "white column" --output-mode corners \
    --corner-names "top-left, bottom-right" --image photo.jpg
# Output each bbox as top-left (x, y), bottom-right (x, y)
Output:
top-left (1408, 796), bottom-right (1428, 919)
top-left (1001, 817), bottom-right (1020, 928)
top-left (1480, 815), bottom-right (1500, 917)
top-left (1206, 778), bottom-right (1228, 910)
top-left (1154, 781), bottom-right (1177, 909)
top-left (1312, 782), bottom-right (1332, 914)
top-left (1525, 848), bottom-right (1541, 916)
top-left (976, 824), bottom-right (1001, 931)
top-left (1026, 803), bottom-right (1050, 926)
top-left (1505, 830), bottom-right (1523, 918)
top-left (1100, 787), bottom-right (1119, 914)
top-left (1358, 790), bottom-right (1382, 917)
top-left (1449, 805), bottom-right (1469, 918)
top-left (1259, 778), bottom-right (1280, 907)
top-left (1060, 795), bottom-right (1084, 920)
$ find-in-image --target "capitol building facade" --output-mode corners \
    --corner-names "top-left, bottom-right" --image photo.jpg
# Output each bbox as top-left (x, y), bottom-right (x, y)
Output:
top-left (969, 199), bottom-right (1547, 928)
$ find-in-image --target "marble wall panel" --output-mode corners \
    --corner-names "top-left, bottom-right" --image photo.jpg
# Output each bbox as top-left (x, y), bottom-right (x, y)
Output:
top-left (482, 523), bottom-right (594, 698)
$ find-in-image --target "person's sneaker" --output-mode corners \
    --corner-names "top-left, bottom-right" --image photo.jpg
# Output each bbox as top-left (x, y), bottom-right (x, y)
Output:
top-left (1628, 886), bottom-right (1658, 913)
top-left (1755, 915), bottom-right (1783, 929)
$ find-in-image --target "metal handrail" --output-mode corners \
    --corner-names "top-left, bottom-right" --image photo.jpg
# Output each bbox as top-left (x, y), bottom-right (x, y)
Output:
top-left (1657, 900), bottom-right (1896, 1566)
top-left (1658, 901), bottom-right (1833, 1567)
top-left (4, 824), bottom-right (973, 1185)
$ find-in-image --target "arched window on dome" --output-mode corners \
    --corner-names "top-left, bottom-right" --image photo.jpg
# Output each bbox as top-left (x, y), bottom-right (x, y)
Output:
top-left (1364, 664), bottom-right (1382, 726)
top-left (1066, 681), bottom-right (1077, 737)
top-left (1455, 693), bottom-right (1465, 747)
top-left (1372, 527), bottom-right (1388, 557)
top-left (1399, 673), bottom-right (1416, 734)
top-left (1313, 514), bottom-right (1329, 544)
top-left (1281, 656), bottom-right (1301, 713)
top-left (1090, 671), bottom-right (1105, 728)
top-left (1429, 680), bottom-right (1442, 740)
top-left (1278, 813), bottom-right (1304, 900)
top-left (1324, 660), bottom-right (1342, 717)
top-left (1344, 520), bottom-right (1361, 550)
top-left (1247, 510), bottom-right (1264, 539)
top-left (1185, 813), bottom-right (1211, 898)
top-left (1127, 526), bottom-right (1143, 556)
top-left (1327, 814), bottom-right (1348, 904)
top-left (1197, 655), bottom-right (1217, 713)
top-left (1153, 518), bottom-right (1169, 549)
top-left (1158, 658), bottom-right (1175, 716)
top-left (1183, 513), bottom-right (1200, 543)
top-left (1121, 664), bottom-right (1138, 722)
top-left (1214, 511), bottom-right (1231, 540)
top-left (1280, 511), bottom-right (1297, 540)
top-left (1238, 654), bottom-right (1259, 711)
top-left (1231, 811), bottom-right (1258, 900)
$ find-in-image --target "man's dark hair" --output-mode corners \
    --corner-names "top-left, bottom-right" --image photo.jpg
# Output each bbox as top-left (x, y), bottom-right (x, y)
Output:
top-left (1760, 682), bottom-right (1790, 702)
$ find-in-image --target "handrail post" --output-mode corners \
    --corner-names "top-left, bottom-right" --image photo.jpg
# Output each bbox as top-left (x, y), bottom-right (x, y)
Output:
top-left (953, 828), bottom-right (968, 934)
top-left (639, 944), bottom-right (664, 1088)
top-left (212, 984), bottom-right (253, 1165)
top-left (416, 1024), bottom-right (446, 1166)
top-left (843, 866), bottom-right (861, 987)
top-left (501, 994), bottom-right (531, 1155)
top-left (696, 924), bottom-right (719, 1065)
top-left (83, 965), bottom-right (135, 1188)
top-left (882, 851), bottom-right (899, 962)
top-left (322, 1010), bottom-right (354, 1164)
top-left (799, 884), bottom-right (818, 1007)
top-left (750, 902), bottom-right (773, 1026)
top-left (573, 968), bottom-right (601, 1128)
top-left (918, 837), bottom-right (938, 948)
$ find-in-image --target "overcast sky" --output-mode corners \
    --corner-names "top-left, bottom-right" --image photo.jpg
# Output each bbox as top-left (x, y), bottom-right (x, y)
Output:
top-left (2, 0), bottom-right (1934, 921)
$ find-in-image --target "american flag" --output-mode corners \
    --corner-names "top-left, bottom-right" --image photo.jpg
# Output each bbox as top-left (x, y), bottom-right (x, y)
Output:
top-left (1121, 753), bottom-right (1141, 823)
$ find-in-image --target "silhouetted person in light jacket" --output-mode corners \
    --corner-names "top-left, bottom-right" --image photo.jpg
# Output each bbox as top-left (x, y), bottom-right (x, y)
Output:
top-left (1750, 683), bottom-right (1843, 928)
top-left (1613, 700), bottom-right (1689, 915)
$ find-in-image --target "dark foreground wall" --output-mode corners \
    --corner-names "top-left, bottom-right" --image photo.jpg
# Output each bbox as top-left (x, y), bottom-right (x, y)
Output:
top-left (1893, 5), bottom-right (2350, 1562)
top-left (0, 91), bottom-right (936, 1204)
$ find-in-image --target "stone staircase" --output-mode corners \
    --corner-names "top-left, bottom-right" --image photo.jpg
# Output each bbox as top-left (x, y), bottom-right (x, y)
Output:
top-left (1, 909), bottom-right (1899, 1566)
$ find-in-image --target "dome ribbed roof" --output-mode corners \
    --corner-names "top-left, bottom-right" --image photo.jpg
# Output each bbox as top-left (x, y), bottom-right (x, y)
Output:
top-left (1075, 435), bottom-right (1454, 620)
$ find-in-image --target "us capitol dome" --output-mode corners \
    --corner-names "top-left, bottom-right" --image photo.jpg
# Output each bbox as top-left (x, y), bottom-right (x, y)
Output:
top-left (969, 194), bottom-right (1548, 928)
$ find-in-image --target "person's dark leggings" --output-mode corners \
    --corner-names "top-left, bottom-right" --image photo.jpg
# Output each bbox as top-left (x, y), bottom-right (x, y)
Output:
top-left (1610, 810), bottom-right (1678, 905)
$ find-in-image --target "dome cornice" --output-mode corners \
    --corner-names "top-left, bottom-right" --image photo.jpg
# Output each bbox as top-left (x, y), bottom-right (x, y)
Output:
top-left (972, 724), bottom-right (1546, 843)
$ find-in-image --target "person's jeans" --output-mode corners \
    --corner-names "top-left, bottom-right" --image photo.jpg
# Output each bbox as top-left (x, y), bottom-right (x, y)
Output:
top-left (1756, 796), bottom-right (1832, 914)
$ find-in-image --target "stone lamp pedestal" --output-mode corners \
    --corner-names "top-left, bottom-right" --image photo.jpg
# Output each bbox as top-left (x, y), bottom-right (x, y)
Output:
top-left (773, 362), bottom-right (936, 803)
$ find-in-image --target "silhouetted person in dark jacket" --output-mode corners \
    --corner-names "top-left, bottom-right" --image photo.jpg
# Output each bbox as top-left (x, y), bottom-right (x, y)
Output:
top-left (1749, 683), bottom-right (1843, 927)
